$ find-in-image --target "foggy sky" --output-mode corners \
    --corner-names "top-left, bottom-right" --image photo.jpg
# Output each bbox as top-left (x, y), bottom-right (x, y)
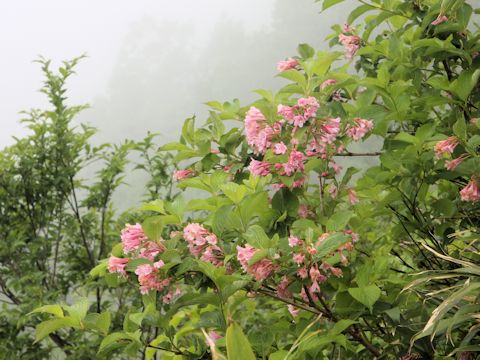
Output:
top-left (1, 0), bottom-right (352, 148)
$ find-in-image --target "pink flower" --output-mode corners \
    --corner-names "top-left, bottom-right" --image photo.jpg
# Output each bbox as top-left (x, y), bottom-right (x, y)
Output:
top-left (328, 184), bottom-right (338, 199)
top-left (298, 204), bottom-right (309, 218)
top-left (153, 260), bottom-right (165, 269)
top-left (273, 142), bottom-right (288, 155)
top-left (435, 136), bottom-right (458, 158)
top-left (183, 223), bottom-right (223, 265)
top-left (205, 331), bottom-right (223, 347)
top-left (121, 223), bottom-right (147, 253)
top-left (320, 79), bottom-right (337, 90)
top-left (108, 256), bottom-right (129, 275)
top-left (277, 276), bottom-right (292, 299)
top-left (288, 235), bottom-right (301, 247)
top-left (346, 118), bottom-right (374, 141)
top-left (236, 245), bottom-right (257, 271)
top-left (277, 58), bottom-right (299, 72)
top-left (139, 241), bottom-right (165, 261)
top-left (432, 15), bottom-right (448, 25)
top-left (293, 253), bottom-right (305, 265)
top-left (201, 244), bottom-right (224, 267)
top-left (320, 117), bottom-right (341, 144)
top-left (237, 245), bottom-right (275, 281)
top-left (348, 189), bottom-right (359, 205)
top-left (245, 107), bottom-right (274, 154)
top-left (297, 267), bottom-right (308, 279)
top-left (338, 34), bottom-right (361, 59)
top-left (135, 264), bottom-right (154, 276)
top-left (310, 266), bottom-right (327, 284)
top-left (283, 150), bottom-right (305, 176)
top-left (277, 104), bottom-right (295, 121)
top-left (445, 154), bottom-right (467, 171)
top-left (248, 159), bottom-right (271, 176)
top-left (298, 97), bottom-right (319, 120)
top-left (331, 161), bottom-right (342, 174)
top-left (249, 259), bottom-right (275, 281)
top-left (460, 178), bottom-right (480, 202)
top-left (287, 304), bottom-right (300, 317)
top-left (174, 169), bottom-right (194, 180)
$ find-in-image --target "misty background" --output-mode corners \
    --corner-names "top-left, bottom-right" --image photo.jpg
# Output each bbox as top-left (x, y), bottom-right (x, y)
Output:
top-left (1, 0), bottom-right (361, 208)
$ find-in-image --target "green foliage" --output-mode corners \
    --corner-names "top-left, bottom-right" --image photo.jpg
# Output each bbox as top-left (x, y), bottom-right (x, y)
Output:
top-left (0, 58), bottom-right (174, 358)
top-left (13, 0), bottom-right (480, 359)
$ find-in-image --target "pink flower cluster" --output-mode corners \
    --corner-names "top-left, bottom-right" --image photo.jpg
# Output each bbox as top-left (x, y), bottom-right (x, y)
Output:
top-left (338, 34), bottom-right (361, 59)
top-left (237, 244), bottom-right (276, 281)
top-left (183, 223), bottom-right (224, 266)
top-left (121, 223), bottom-right (148, 253)
top-left (346, 118), bottom-right (374, 141)
top-left (460, 178), bottom-right (480, 202)
top-left (277, 97), bottom-right (319, 128)
top-left (109, 224), bottom-right (174, 297)
top-left (276, 231), bottom-right (357, 307)
top-left (434, 136), bottom-right (458, 158)
top-left (245, 107), bottom-right (277, 155)
top-left (277, 58), bottom-right (299, 72)
top-left (135, 261), bottom-right (171, 295)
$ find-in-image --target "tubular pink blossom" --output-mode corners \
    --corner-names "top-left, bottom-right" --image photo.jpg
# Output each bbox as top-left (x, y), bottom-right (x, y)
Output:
top-left (108, 256), bottom-right (129, 276)
top-left (338, 34), bottom-right (361, 59)
top-left (320, 79), bottom-right (337, 90)
top-left (121, 223), bottom-right (147, 253)
top-left (174, 169), bottom-right (194, 180)
top-left (320, 117), bottom-right (341, 144)
top-left (460, 178), bottom-right (480, 202)
top-left (277, 58), bottom-right (299, 72)
top-left (435, 136), bottom-right (458, 158)
top-left (277, 276), bottom-right (292, 299)
top-left (346, 118), bottom-right (374, 141)
top-left (288, 235), bottom-right (301, 247)
top-left (293, 253), bottom-right (305, 265)
top-left (245, 106), bottom-right (274, 154)
top-left (348, 189), bottom-right (359, 205)
top-left (431, 15), bottom-right (448, 25)
top-left (298, 204), bottom-right (309, 218)
top-left (248, 159), bottom-right (271, 176)
top-left (287, 304), bottom-right (300, 317)
top-left (445, 154), bottom-right (467, 171)
top-left (273, 142), bottom-right (288, 155)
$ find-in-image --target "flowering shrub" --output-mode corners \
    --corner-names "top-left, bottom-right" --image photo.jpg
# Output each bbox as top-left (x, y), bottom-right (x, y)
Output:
top-left (30, 0), bottom-right (480, 359)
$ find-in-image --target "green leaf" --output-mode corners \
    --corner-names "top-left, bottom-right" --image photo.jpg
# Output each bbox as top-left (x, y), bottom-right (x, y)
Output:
top-left (244, 225), bottom-right (271, 249)
top-left (28, 304), bottom-right (64, 318)
top-left (139, 199), bottom-right (165, 213)
top-left (221, 183), bottom-right (248, 204)
top-left (326, 210), bottom-right (353, 231)
top-left (298, 43), bottom-right (315, 59)
top-left (453, 118), bottom-right (467, 140)
top-left (96, 311), bottom-right (111, 335)
top-left (348, 285), bottom-right (381, 312)
top-left (313, 51), bottom-right (342, 76)
top-left (64, 298), bottom-right (90, 323)
top-left (450, 68), bottom-right (480, 101)
top-left (316, 233), bottom-right (349, 258)
top-left (322, 0), bottom-right (345, 11)
top-left (181, 117), bottom-right (196, 146)
top-left (142, 214), bottom-right (180, 241)
top-left (226, 322), bottom-right (256, 360)
top-left (347, 4), bottom-right (375, 24)
top-left (277, 69), bottom-right (307, 88)
top-left (35, 317), bottom-right (79, 343)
